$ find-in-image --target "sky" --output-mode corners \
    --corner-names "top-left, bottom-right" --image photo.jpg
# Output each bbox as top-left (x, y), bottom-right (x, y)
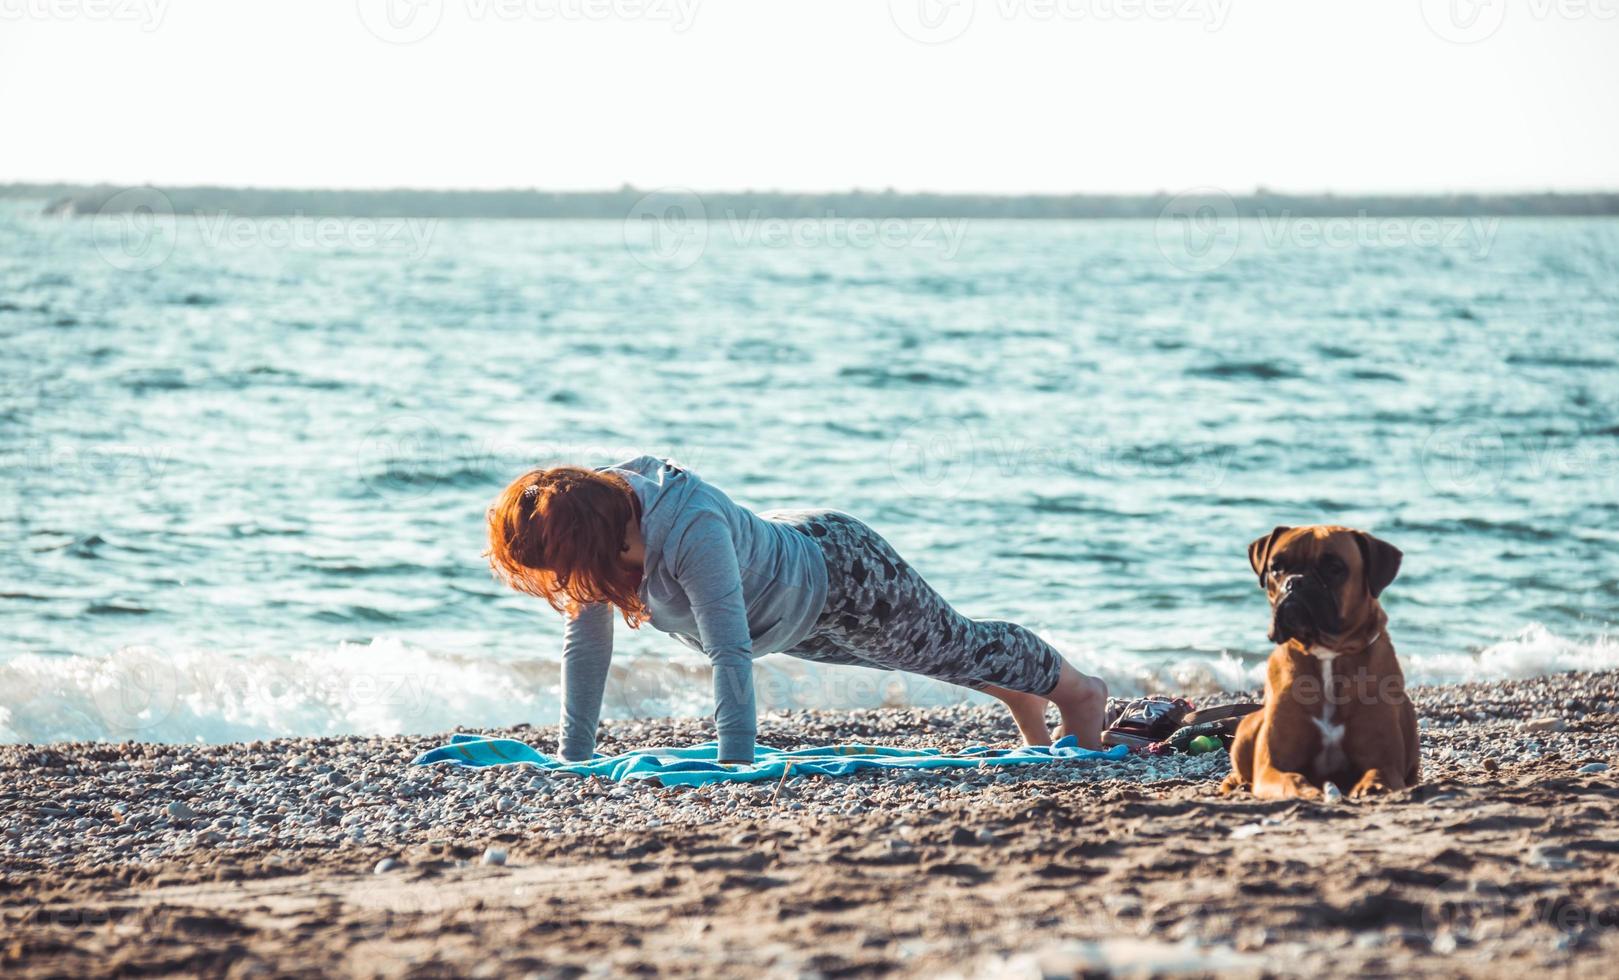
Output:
top-left (0, 0), bottom-right (1615, 194)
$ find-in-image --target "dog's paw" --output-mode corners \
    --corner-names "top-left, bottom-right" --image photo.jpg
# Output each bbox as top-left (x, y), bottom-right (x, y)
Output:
top-left (1348, 770), bottom-right (1393, 798)
top-left (1253, 772), bottom-right (1322, 801)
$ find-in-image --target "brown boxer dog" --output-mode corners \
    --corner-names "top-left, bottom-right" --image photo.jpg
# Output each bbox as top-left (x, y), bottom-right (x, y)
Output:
top-left (1219, 525), bottom-right (1419, 800)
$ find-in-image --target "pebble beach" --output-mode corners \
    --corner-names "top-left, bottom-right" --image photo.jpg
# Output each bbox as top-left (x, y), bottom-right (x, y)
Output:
top-left (5, 670), bottom-right (1619, 978)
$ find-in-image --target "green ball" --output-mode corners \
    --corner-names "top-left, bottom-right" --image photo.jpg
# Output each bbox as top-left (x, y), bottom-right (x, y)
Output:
top-left (1189, 735), bottom-right (1223, 755)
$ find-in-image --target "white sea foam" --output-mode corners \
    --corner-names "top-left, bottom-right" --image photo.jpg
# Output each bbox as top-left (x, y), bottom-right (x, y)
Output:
top-left (0, 624), bottom-right (1613, 744)
top-left (0, 639), bottom-right (957, 745)
top-left (0, 640), bottom-right (562, 746)
top-left (1055, 623), bottom-right (1619, 696)
top-left (1399, 623), bottom-right (1619, 686)
top-left (1045, 636), bottom-right (1259, 698)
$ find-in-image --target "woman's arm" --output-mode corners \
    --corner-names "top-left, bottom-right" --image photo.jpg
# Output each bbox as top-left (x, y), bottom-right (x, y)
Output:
top-left (670, 515), bottom-right (758, 764)
top-left (558, 602), bottom-right (614, 761)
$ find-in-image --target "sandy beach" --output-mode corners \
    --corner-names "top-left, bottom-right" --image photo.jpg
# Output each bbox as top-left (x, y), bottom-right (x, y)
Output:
top-left (4, 670), bottom-right (1617, 978)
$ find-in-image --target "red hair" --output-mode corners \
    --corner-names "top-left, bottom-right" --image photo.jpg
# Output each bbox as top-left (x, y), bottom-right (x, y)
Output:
top-left (485, 466), bottom-right (648, 625)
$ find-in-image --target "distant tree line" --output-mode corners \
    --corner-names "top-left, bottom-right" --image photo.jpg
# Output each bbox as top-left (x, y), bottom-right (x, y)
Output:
top-left (5, 182), bottom-right (1618, 219)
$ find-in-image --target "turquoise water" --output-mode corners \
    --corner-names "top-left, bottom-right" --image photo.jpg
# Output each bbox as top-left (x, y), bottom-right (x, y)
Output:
top-left (3, 204), bottom-right (1617, 742)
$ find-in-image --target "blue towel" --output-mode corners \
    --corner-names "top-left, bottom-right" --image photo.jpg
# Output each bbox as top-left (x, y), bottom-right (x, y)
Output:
top-left (412, 734), bottom-right (1129, 786)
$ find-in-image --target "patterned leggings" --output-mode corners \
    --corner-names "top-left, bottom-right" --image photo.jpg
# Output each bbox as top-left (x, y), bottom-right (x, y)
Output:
top-left (766, 510), bottom-right (1065, 695)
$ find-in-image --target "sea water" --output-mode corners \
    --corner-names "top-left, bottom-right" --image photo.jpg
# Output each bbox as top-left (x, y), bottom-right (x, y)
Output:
top-left (2, 204), bottom-right (1617, 742)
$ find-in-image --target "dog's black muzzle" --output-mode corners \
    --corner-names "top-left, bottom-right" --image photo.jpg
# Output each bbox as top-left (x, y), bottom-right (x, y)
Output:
top-left (1269, 574), bottom-right (1341, 646)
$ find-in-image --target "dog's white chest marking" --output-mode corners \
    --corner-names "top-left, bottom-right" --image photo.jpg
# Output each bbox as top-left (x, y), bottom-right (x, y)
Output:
top-left (1309, 646), bottom-right (1348, 774)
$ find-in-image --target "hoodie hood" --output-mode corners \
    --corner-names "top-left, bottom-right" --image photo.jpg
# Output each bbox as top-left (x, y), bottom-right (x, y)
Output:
top-left (603, 456), bottom-right (700, 581)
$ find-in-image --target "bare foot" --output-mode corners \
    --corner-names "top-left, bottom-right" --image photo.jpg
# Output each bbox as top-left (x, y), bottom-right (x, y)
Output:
top-left (1048, 663), bottom-right (1108, 750)
top-left (980, 684), bottom-right (1052, 746)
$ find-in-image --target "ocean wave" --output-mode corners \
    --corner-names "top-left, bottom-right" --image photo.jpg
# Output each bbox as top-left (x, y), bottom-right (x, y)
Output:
top-left (2, 625), bottom-right (1612, 745)
top-left (1055, 624), bottom-right (1619, 697)
top-left (1185, 361), bottom-right (1301, 381)
top-left (1397, 624), bottom-right (1619, 686)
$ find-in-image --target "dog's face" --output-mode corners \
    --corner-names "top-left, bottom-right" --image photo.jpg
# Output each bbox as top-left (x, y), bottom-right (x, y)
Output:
top-left (1247, 525), bottom-right (1402, 649)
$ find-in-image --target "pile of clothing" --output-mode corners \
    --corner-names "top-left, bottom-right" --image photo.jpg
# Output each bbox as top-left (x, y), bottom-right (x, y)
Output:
top-left (1100, 696), bottom-right (1260, 757)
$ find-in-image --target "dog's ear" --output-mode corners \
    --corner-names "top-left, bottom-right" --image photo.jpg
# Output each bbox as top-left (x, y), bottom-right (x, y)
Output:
top-left (1354, 531), bottom-right (1403, 598)
top-left (1247, 526), bottom-right (1291, 586)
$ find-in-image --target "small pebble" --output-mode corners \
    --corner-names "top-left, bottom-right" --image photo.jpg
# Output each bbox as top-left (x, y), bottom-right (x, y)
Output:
top-left (1577, 762), bottom-right (1608, 774)
top-left (1527, 844), bottom-right (1578, 869)
top-left (480, 847), bottom-right (507, 867)
top-left (1524, 717), bottom-right (1565, 733)
top-left (374, 858), bottom-right (401, 874)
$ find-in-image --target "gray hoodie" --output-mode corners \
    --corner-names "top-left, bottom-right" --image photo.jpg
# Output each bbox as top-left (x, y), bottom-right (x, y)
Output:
top-left (557, 456), bottom-right (829, 762)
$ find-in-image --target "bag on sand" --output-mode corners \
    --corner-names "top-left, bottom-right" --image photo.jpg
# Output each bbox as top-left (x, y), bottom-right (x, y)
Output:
top-left (1159, 703), bottom-right (1264, 754)
top-left (1101, 696), bottom-right (1194, 749)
